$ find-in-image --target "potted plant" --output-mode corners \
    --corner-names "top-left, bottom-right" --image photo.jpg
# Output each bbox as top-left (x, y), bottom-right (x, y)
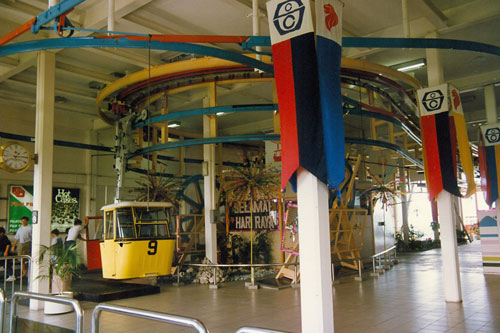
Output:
top-left (37, 243), bottom-right (82, 314)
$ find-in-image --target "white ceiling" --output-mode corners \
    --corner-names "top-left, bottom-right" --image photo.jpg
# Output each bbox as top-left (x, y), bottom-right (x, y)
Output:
top-left (0, 0), bottom-right (498, 143)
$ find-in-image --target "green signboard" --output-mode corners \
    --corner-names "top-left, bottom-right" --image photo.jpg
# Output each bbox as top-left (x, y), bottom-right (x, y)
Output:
top-left (8, 185), bottom-right (80, 234)
top-left (8, 185), bottom-right (33, 233)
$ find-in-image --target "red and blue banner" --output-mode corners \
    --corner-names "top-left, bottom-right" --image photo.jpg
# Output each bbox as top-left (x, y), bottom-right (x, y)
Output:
top-left (479, 123), bottom-right (500, 206)
top-left (266, 0), bottom-right (345, 190)
top-left (315, 0), bottom-right (345, 190)
top-left (417, 84), bottom-right (475, 200)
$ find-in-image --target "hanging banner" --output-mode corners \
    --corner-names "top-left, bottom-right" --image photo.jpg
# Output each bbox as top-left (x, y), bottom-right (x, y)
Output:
top-left (418, 84), bottom-right (459, 200)
top-left (8, 185), bottom-right (33, 233)
top-left (449, 84), bottom-right (475, 198)
top-left (8, 185), bottom-right (80, 233)
top-left (227, 200), bottom-right (279, 231)
top-left (479, 123), bottom-right (500, 205)
top-left (267, 0), bottom-right (345, 190)
top-left (315, 0), bottom-right (345, 190)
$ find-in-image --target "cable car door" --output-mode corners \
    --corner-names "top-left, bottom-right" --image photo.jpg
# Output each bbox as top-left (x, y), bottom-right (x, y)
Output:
top-left (100, 210), bottom-right (116, 277)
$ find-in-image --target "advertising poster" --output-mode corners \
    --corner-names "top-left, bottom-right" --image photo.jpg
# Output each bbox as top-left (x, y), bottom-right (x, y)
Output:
top-left (228, 199), bottom-right (278, 232)
top-left (8, 185), bottom-right (80, 233)
top-left (51, 188), bottom-right (80, 232)
top-left (8, 185), bottom-right (34, 233)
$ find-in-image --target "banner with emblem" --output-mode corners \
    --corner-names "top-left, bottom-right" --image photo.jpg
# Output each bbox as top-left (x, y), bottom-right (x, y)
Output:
top-left (418, 83), bottom-right (475, 200)
top-left (266, 0), bottom-right (345, 190)
top-left (479, 123), bottom-right (500, 205)
top-left (315, 0), bottom-right (345, 190)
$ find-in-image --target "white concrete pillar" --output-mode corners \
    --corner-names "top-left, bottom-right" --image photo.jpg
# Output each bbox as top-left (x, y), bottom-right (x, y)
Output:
top-left (437, 191), bottom-right (462, 302)
top-left (485, 85), bottom-right (497, 124)
top-left (426, 31), bottom-right (462, 302)
top-left (31, 51), bottom-right (56, 309)
top-left (203, 83), bottom-right (217, 263)
top-left (426, 32), bottom-right (445, 87)
top-left (484, 85), bottom-right (500, 265)
top-left (297, 169), bottom-right (334, 332)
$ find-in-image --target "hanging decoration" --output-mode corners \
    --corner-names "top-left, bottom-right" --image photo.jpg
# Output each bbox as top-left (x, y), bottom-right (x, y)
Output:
top-left (479, 123), bottom-right (500, 206)
top-left (266, 0), bottom-right (345, 191)
top-left (417, 83), bottom-right (475, 200)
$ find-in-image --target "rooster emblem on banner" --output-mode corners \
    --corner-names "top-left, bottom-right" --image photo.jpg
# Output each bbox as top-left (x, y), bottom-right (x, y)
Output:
top-left (324, 4), bottom-right (338, 31)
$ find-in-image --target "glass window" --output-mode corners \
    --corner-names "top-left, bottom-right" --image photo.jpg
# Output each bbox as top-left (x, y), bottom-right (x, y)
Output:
top-left (105, 211), bottom-right (114, 239)
top-left (116, 208), bottom-right (136, 239)
top-left (135, 207), bottom-right (172, 238)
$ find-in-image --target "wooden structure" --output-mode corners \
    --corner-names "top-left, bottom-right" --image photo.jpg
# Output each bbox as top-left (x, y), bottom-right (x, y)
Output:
top-left (276, 203), bottom-right (299, 283)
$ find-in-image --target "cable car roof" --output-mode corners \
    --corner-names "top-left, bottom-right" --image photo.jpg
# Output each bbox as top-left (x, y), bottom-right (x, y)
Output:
top-left (101, 201), bottom-right (174, 211)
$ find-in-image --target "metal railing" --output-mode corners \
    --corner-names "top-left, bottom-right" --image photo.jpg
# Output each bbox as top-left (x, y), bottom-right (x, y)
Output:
top-left (9, 291), bottom-right (84, 333)
top-left (0, 288), bottom-right (5, 333)
top-left (353, 245), bottom-right (397, 280)
top-left (183, 262), bottom-right (300, 287)
top-left (236, 327), bottom-right (286, 333)
top-left (91, 303), bottom-right (208, 333)
top-left (1, 255), bottom-right (31, 294)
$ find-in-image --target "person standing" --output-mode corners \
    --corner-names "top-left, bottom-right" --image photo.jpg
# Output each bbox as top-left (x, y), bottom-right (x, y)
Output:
top-left (65, 219), bottom-right (87, 249)
top-left (0, 227), bottom-right (14, 281)
top-left (11, 216), bottom-right (32, 278)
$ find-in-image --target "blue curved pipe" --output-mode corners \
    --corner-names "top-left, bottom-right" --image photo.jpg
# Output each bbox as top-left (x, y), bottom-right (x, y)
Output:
top-left (0, 37), bottom-right (274, 74)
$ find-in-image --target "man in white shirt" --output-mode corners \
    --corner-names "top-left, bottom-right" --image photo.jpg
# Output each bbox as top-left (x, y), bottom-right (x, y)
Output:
top-left (65, 219), bottom-right (87, 249)
top-left (11, 216), bottom-right (32, 277)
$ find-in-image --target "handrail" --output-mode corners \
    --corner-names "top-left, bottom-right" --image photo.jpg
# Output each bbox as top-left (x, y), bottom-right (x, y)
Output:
top-left (352, 246), bottom-right (397, 281)
top-left (91, 303), bottom-right (208, 333)
top-left (0, 288), bottom-right (5, 333)
top-left (2, 255), bottom-right (32, 293)
top-left (9, 291), bottom-right (83, 333)
top-left (185, 262), bottom-right (298, 268)
top-left (236, 327), bottom-right (286, 333)
top-left (370, 245), bottom-right (396, 259)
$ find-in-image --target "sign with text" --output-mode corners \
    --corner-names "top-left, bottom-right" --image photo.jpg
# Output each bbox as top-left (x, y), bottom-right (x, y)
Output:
top-left (8, 185), bottom-right (34, 233)
top-left (8, 185), bottom-right (80, 233)
top-left (228, 200), bottom-right (279, 231)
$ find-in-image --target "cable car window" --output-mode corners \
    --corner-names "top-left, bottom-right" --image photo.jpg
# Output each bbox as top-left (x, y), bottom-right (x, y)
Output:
top-left (116, 208), bottom-right (136, 239)
top-left (135, 207), bottom-right (171, 238)
top-left (105, 211), bottom-right (114, 239)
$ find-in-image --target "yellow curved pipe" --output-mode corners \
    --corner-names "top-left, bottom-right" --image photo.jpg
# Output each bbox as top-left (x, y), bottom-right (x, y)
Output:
top-left (96, 55), bottom-right (272, 124)
top-left (97, 54), bottom-right (420, 124)
top-left (341, 58), bottom-right (422, 90)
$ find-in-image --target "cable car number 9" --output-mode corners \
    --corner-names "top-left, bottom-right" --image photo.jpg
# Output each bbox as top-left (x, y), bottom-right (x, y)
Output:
top-left (147, 240), bottom-right (158, 255)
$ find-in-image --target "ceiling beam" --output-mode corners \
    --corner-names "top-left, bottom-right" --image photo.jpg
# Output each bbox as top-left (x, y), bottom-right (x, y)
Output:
top-left (79, 0), bottom-right (152, 33)
top-left (416, 0), bottom-right (448, 29)
top-left (56, 61), bottom-right (115, 83)
top-left (0, 55), bottom-right (36, 83)
top-left (83, 48), bottom-right (159, 69)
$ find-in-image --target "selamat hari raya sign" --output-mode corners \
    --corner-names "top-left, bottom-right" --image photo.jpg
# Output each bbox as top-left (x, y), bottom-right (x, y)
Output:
top-left (228, 199), bottom-right (278, 231)
top-left (8, 185), bottom-right (80, 233)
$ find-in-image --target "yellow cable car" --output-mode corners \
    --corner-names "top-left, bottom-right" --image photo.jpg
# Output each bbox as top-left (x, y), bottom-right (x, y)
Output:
top-left (100, 201), bottom-right (176, 279)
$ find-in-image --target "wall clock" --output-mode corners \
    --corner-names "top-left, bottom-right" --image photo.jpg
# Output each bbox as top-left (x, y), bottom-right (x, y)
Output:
top-left (0, 141), bottom-right (32, 173)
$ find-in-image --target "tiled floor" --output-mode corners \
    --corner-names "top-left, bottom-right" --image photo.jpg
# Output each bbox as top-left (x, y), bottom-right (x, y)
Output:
top-left (12, 241), bottom-right (500, 332)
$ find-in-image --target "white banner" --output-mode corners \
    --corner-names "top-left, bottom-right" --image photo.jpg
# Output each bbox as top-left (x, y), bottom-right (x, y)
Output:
top-left (315, 0), bottom-right (342, 45)
top-left (481, 123), bottom-right (500, 147)
top-left (266, 0), bottom-right (314, 45)
top-left (448, 84), bottom-right (464, 115)
top-left (417, 83), bottom-right (449, 117)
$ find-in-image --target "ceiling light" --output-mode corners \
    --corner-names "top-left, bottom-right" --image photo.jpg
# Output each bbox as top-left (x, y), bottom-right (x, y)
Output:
top-left (168, 121), bottom-right (181, 128)
top-left (216, 112), bottom-right (226, 116)
top-left (393, 59), bottom-right (426, 72)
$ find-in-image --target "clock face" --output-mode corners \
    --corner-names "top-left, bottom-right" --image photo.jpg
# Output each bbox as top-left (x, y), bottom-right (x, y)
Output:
top-left (0, 142), bottom-right (31, 172)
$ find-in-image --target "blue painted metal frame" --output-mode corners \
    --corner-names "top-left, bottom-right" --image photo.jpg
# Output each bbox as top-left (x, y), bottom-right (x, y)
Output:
top-left (345, 137), bottom-right (423, 168)
top-left (134, 104), bottom-right (277, 129)
top-left (0, 38), bottom-right (274, 74)
top-left (0, 131), bottom-right (113, 152)
top-left (31, 0), bottom-right (85, 34)
top-left (245, 36), bottom-right (500, 57)
top-left (128, 134), bottom-right (280, 159)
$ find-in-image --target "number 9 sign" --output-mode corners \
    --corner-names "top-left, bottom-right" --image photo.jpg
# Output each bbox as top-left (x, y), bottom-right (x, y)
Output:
top-left (148, 240), bottom-right (158, 255)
